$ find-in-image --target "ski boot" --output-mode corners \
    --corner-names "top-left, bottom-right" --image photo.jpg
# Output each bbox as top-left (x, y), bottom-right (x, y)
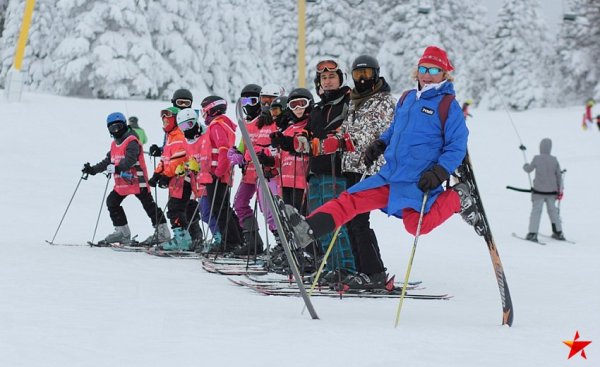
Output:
top-left (551, 224), bottom-right (566, 241)
top-left (525, 232), bottom-right (538, 242)
top-left (102, 225), bottom-right (131, 244)
top-left (159, 227), bottom-right (192, 251)
top-left (453, 183), bottom-right (484, 235)
top-left (188, 221), bottom-right (203, 251)
top-left (339, 271), bottom-right (387, 290)
top-left (141, 223), bottom-right (171, 246)
top-left (202, 232), bottom-right (222, 253)
top-left (282, 204), bottom-right (316, 248)
top-left (234, 217), bottom-right (265, 256)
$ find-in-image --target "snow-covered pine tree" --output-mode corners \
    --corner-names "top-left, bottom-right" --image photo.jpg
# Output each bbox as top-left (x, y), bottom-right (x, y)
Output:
top-left (378, 0), bottom-right (442, 93)
top-left (51, 0), bottom-right (172, 98)
top-left (483, 0), bottom-right (553, 110)
top-left (555, 0), bottom-right (595, 104)
top-left (0, 0), bottom-right (24, 88)
top-left (146, 0), bottom-right (207, 100)
top-left (0, 0), bottom-right (8, 39)
top-left (587, 0), bottom-right (600, 101)
top-left (306, 1), bottom-right (354, 94)
top-left (436, 0), bottom-right (488, 104)
top-left (266, 0), bottom-right (296, 93)
top-left (346, 0), bottom-right (385, 60)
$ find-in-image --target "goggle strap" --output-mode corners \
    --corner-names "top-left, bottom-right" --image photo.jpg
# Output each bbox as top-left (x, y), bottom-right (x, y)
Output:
top-left (202, 99), bottom-right (226, 113)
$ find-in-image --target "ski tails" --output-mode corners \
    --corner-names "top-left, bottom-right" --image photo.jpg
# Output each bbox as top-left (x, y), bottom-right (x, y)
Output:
top-left (458, 152), bottom-right (514, 327)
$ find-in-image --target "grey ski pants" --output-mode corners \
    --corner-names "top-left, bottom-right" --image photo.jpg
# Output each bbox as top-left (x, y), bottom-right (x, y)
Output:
top-left (528, 193), bottom-right (562, 233)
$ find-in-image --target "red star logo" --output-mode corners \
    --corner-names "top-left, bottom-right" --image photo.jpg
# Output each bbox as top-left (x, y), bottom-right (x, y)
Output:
top-left (563, 331), bottom-right (592, 359)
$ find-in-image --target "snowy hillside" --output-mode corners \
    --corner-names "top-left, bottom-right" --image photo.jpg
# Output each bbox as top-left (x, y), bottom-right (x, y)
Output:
top-left (0, 92), bottom-right (598, 366)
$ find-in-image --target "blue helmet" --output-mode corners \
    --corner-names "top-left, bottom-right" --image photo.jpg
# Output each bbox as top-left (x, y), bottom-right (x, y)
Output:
top-left (106, 112), bottom-right (126, 126)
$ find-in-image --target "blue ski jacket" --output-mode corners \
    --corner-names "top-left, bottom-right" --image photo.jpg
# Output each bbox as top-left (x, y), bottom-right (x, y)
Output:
top-left (348, 81), bottom-right (468, 217)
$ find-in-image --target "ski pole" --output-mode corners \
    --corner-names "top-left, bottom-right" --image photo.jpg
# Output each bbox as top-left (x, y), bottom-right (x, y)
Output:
top-left (48, 172), bottom-right (88, 244)
top-left (91, 173), bottom-right (112, 244)
top-left (394, 191), bottom-right (428, 328)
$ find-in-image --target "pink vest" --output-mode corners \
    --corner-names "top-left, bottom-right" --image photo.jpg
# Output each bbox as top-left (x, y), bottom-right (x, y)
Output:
top-left (184, 134), bottom-right (213, 198)
top-left (243, 120), bottom-right (279, 184)
top-left (280, 120), bottom-right (309, 189)
top-left (110, 135), bottom-right (148, 195)
top-left (159, 129), bottom-right (187, 199)
top-left (207, 116), bottom-right (237, 186)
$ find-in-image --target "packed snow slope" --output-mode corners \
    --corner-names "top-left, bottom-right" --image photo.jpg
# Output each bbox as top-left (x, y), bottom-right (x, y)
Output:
top-left (0, 92), bottom-right (598, 367)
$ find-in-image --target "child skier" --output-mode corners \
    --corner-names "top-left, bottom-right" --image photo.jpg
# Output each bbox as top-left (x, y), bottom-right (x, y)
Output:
top-left (82, 112), bottom-right (166, 244)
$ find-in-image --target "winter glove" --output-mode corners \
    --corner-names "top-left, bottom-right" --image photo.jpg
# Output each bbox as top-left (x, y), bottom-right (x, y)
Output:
top-left (257, 151), bottom-right (275, 167)
top-left (293, 134), bottom-right (310, 154)
top-left (106, 164), bottom-right (116, 174)
top-left (557, 191), bottom-right (564, 201)
top-left (82, 163), bottom-right (96, 175)
top-left (321, 135), bottom-right (340, 155)
top-left (227, 146), bottom-right (245, 166)
top-left (175, 164), bottom-right (186, 176)
top-left (158, 175), bottom-right (170, 188)
top-left (270, 131), bottom-right (284, 148)
top-left (149, 144), bottom-right (162, 157)
top-left (364, 139), bottom-right (387, 167)
top-left (186, 157), bottom-right (200, 173)
top-left (148, 173), bottom-right (162, 187)
top-left (417, 164), bottom-right (449, 192)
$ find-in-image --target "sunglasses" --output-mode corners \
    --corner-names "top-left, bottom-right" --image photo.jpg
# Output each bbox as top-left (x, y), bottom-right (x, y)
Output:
top-left (288, 98), bottom-right (310, 110)
top-left (178, 119), bottom-right (196, 131)
top-left (108, 122), bottom-right (126, 133)
top-left (418, 66), bottom-right (443, 75)
top-left (316, 59), bottom-right (339, 73)
top-left (352, 68), bottom-right (374, 80)
top-left (175, 99), bottom-right (192, 108)
top-left (241, 96), bottom-right (260, 106)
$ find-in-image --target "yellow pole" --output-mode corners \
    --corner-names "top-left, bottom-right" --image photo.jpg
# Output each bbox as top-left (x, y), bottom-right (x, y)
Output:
top-left (297, 0), bottom-right (306, 88)
top-left (13, 0), bottom-right (36, 71)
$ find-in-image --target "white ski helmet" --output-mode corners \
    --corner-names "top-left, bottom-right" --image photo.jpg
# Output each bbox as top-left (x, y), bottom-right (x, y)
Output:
top-left (260, 84), bottom-right (285, 98)
top-left (177, 108), bottom-right (206, 135)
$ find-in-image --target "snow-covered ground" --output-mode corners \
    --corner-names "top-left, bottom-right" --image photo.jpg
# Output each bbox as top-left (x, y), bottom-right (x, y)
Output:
top-left (0, 92), bottom-right (598, 366)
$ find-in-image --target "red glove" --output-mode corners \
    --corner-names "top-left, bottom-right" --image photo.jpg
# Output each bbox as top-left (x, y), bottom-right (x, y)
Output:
top-left (322, 135), bottom-right (340, 154)
top-left (557, 192), bottom-right (564, 201)
top-left (341, 133), bottom-right (355, 152)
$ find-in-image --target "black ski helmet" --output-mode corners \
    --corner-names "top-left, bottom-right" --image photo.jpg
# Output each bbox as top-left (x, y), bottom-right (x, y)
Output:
top-left (171, 88), bottom-right (193, 105)
top-left (241, 83), bottom-right (262, 97)
top-left (351, 55), bottom-right (380, 80)
top-left (201, 95), bottom-right (227, 117)
top-left (287, 88), bottom-right (314, 119)
top-left (271, 96), bottom-right (288, 111)
top-left (314, 59), bottom-right (344, 92)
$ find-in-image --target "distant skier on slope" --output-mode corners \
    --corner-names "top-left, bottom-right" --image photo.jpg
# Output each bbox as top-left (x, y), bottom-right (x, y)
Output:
top-left (582, 99), bottom-right (594, 130)
top-left (522, 138), bottom-right (566, 242)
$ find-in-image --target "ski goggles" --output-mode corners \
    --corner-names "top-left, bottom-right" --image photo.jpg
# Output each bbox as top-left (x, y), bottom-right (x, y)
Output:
top-left (107, 122), bottom-right (126, 134)
top-left (260, 95), bottom-right (276, 107)
top-left (316, 59), bottom-right (339, 73)
top-left (174, 98), bottom-right (192, 108)
top-left (160, 109), bottom-right (175, 118)
top-left (202, 99), bottom-right (227, 115)
top-left (241, 96), bottom-right (260, 107)
top-left (288, 98), bottom-right (310, 111)
top-left (177, 119), bottom-right (196, 131)
top-left (351, 68), bottom-right (375, 80)
top-left (418, 65), bottom-right (443, 75)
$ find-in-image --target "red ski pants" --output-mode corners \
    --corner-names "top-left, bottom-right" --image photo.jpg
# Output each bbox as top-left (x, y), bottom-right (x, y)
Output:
top-left (308, 185), bottom-right (461, 235)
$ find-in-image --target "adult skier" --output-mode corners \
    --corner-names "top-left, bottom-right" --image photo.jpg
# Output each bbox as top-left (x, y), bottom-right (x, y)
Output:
top-left (284, 46), bottom-right (480, 251)
top-left (82, 112), bottom-right (166, 244)
top-left (522, 138), bottom-right (566, 242)
top-left (337, 55), bottom-right (396, 289)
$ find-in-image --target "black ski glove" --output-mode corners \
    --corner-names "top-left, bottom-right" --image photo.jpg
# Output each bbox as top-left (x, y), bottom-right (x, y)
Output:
top-left (149, 144), bottom-right (162, 157)
top-left (148, 173), bottom-right (162, 187)
top-left (257, 151), bottom-right (275, 167)
top-left (418, 164), bottom-right (449, 192)
top-left (82, 163), bottom-right (96, 175)
top-left (364, 139), bottom-right (387, 167)
top-left (158, 175), bottom-right (170, 188)
top-left (270, 131), bottom-right (284, 148)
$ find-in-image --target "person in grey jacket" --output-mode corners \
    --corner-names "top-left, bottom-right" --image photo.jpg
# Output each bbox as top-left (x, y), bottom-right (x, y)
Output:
top-left (523, 138), bottom-right (566, 242)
